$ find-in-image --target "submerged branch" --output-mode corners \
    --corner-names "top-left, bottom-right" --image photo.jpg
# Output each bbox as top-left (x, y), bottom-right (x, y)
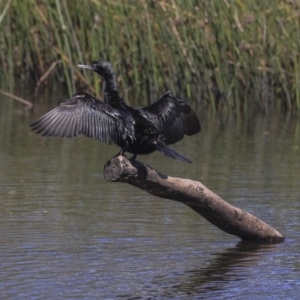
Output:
top-left (104, 156), bottom-right (284, 243)
top-left (0, 89), bottom-right (33, 108)
top-left (34, 59), bottom-right (62, 96)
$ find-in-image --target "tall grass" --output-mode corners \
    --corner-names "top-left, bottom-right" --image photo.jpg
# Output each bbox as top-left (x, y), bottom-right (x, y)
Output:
top-left (1, 0), bottom-right (300, 112)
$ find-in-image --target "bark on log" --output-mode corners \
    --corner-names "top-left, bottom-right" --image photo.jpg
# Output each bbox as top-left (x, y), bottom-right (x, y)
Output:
top-left (103, 156), bottom-right (284, 243)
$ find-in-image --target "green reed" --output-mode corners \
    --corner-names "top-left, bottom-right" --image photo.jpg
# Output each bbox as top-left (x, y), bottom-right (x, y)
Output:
top-left (1, 0), bottom-right (300, 112)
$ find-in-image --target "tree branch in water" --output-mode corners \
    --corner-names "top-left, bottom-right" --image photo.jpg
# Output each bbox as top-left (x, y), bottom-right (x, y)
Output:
top-left (103, 156), bottom-right (284, 243)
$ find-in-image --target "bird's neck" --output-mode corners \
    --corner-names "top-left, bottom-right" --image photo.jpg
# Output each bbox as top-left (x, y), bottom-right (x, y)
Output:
top-left (103, 74), bottom-right (124, 105)
top-left (104, 73), bottom-right (118, 94)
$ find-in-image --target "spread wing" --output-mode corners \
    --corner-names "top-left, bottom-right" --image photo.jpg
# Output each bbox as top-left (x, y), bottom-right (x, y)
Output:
top-left (138, 91), bottom-right (201, 145)
top-left (30, 93), bottom-right (129, 145)
top-left (174, 97), bottom-right (201, 136)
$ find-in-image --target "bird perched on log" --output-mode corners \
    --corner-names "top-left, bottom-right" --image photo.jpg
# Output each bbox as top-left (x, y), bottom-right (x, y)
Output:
top-left (30, 61), bottom-right (200, 163)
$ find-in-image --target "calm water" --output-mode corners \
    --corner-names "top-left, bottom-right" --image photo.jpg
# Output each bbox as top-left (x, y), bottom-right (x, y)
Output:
top-left (0, 98), bottom-right (300, 299)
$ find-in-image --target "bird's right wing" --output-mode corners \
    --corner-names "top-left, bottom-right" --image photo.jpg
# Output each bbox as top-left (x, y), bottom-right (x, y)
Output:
top-left (138, 91), bottom-right (180, 132)
top-left (30, 93), bottom-right (129, 145)
top-left (139, 91), bottom-right (200, 145)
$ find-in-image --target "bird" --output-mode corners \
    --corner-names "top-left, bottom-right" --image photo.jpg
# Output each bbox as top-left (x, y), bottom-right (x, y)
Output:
top-left (30, 61), bottom-right (200, 163)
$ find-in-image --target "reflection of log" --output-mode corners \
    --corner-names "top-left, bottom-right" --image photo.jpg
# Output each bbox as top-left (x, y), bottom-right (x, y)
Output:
top-left (104, 156), bottom-right (284, 243)
top-left (162, 242), bottom-right (277, 296)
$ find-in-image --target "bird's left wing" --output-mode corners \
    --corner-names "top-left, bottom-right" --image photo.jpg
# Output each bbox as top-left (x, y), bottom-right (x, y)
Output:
top-left (30, 93), bottom-right (129, 145)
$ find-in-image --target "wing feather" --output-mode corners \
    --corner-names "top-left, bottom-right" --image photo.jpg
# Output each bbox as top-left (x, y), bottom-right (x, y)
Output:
top-left (30, 93), bottom-right (128, 145)
top-left (138, 91), bottom-right (200, 145)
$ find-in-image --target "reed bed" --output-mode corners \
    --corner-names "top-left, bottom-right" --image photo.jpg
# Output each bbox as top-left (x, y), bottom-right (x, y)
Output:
top-left (1, 0), bottom-right (300, 112)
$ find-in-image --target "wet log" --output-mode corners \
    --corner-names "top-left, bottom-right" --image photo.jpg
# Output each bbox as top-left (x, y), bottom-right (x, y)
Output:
top-left (103, 156), bottom-right (284, 243)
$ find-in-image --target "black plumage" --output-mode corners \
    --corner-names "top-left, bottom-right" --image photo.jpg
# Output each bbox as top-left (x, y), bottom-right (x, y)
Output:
top-left (30, 61), bottom-right (200, 163)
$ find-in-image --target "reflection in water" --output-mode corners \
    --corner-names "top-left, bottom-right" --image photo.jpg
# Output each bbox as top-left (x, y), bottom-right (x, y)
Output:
top-left (0, 97), bottom-right (300, 299)
top-left (157, 242), bottom-right (279, 298)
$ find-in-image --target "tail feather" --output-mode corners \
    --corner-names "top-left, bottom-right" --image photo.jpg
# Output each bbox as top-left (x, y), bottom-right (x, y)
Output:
top-left (155, 142), bottom-right (191, 163)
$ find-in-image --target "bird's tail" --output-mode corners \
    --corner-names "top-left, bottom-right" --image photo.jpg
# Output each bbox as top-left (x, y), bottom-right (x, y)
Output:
top-left (155, 142), bottom-right (191, 163)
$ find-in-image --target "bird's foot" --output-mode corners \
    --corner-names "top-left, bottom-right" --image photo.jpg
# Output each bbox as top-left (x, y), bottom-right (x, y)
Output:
top-left (129, 154), bottom-right (137, 161)
top-left (113, 149), bottom-right (128, 158)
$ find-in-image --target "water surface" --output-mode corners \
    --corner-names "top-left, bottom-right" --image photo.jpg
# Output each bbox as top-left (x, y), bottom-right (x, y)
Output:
top-left (0, 99), bottom-right (299, 299)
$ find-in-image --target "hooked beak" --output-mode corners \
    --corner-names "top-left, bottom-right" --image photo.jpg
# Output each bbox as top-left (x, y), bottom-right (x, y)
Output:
top-left (77, 64), bottom-right (93, 71)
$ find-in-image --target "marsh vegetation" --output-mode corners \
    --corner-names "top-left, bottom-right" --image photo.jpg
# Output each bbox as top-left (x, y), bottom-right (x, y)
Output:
top-left (1, 0), bottom-right (300, 112)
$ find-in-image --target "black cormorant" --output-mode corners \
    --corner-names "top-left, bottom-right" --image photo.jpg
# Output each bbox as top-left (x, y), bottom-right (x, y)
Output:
top-left (30, 61), bottom-right (200, 163)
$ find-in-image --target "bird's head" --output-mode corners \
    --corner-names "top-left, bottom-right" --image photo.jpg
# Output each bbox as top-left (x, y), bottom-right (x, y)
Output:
top-left (78, 60), bottom-right (115, 78)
